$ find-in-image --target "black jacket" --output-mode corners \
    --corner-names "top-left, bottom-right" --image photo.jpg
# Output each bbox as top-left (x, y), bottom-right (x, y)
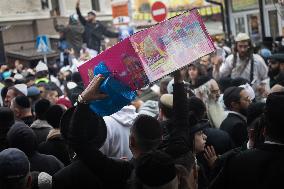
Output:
top-left (7, 123), bottom-right (64, 176)
top-left (38, 130), bottom-right (71, 166)
top-left (53, 159), bottom-right (103, 189)
top-left (21, 116), bottom-right (34, 126)
top-left (159, 83), bottom-right (191, 158)
top-left (210, 143), bottom-right (284, 189)
top-left (76, 8), bottom-right (118, 53)
top-left (220, 113), bottom-right (248, 148)
top-left (0, 127), bottom-right (9, 151)
top-left (29, 152), bottom-right (64, 176)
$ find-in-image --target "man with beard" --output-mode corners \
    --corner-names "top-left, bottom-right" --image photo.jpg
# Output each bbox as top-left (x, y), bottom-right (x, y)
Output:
top-left (220, 86), bottom-right (251, 148)
top-left (268, 53), bottom-right (284, 88)
top-left (194, 79), bottom-right (227, 128)
top-left (213, 33), bottom-right (268, 88)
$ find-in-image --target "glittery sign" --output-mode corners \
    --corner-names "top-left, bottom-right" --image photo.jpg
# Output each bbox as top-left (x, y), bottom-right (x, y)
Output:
top-left (78, 8), bottom-right (215, 90)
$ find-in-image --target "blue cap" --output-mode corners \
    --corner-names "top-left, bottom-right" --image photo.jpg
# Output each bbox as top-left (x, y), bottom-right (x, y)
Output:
top-left (260, 48), bottom-right (272, 58)
top-left (27, 86), bottom-right (41, 97)
top-left (2, 71), bottom-right (11, 80)
top-left (0, 148), bottom-right (29, 179)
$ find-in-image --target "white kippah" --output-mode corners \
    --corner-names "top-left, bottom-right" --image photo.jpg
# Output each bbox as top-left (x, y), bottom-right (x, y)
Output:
top-left (14, 84), bottom-right (28, 96)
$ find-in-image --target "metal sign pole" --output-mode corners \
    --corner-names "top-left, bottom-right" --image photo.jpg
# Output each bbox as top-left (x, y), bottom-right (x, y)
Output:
top-left (43, 53), bottom-right (47, 63)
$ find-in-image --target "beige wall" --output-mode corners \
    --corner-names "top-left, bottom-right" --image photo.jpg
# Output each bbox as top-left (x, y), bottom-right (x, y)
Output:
top-left (2, 18), bottom-right (59, 51)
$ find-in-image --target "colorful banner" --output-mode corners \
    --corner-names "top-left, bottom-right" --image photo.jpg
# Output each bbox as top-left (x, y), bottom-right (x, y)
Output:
top-left (78, 9), bottom-right (215, 90)
top-left (130, 9), bottom-right (215, 82)
top-left (78, 38), bottom-right (149, 90)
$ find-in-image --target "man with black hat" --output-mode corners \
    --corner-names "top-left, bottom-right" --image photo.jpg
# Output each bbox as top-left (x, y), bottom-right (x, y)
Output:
top-left (268, 53), bottom-right (284, 88)
top-left (220, 86), bottom-right (251, 147)
top-left (76, 0), bottom-right (119, 53)
top-left (211, 92), bottom-right (284, 189)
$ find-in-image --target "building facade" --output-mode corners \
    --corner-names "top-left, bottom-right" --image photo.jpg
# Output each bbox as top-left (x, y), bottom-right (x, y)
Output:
top-left (0, 0), bottom-right (113, 64)
top-left (227, 0), bottom-right (284, 41)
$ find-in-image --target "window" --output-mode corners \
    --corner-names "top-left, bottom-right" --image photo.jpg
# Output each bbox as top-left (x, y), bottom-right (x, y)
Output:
top-left (235, 17), bottom-right (246, 34)
top-left (268, 10), bottom-right (279, 37)
top-left (247, 14), bottom-right (261, 43)
top-left (41, 0), bottom-right (49, 10)
top-left (51, 0), bottom-right (60, 16)
top-left (91, 0), bottom-right (100, 11)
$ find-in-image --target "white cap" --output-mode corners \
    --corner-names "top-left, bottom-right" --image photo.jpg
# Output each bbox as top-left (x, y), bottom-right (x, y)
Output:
top-left (239, 83), bottom-right (255, 100)
top-left (35, 61), bottom-right (48, 72)
top-left (14, 84), bottom-right (28, 96)
top-left (160, 94), bottom-right (173, 108)
top-left (235, 33), bottom-right (250, 42)
top-left (14, 73), bottom-right (24, 80)
top-left (66, 82), bottom-right (77, 90)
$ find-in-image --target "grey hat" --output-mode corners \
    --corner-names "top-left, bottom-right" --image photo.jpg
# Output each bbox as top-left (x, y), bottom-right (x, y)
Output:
top-left (138, 100), bottom-right (159, 118)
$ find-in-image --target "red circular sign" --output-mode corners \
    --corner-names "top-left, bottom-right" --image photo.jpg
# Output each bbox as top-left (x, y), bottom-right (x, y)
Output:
top-left (151, 1), bottom-right (167, 22)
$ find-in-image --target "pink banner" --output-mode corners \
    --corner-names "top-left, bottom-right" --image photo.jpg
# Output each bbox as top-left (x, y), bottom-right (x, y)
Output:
top-left (78, 38), bottom-right (149, 90)
top-left (78, 9), bottom-right (215, 89)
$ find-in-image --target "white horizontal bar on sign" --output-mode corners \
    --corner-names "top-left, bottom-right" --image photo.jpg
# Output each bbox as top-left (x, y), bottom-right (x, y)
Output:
top-left (152, 8), bottom-right (166, 16)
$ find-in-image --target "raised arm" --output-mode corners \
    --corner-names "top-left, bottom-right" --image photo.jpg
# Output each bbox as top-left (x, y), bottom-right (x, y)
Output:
top-left (212, 54), bottom-right (232, 80)
top-left (102, 25), bottom-right (119, 38)
top-left (76, 0), bottom-right (87, 26)
top-left (173, 70), bottom-right (189, 128)
top-left (70, 76), bottom-right (132, 183)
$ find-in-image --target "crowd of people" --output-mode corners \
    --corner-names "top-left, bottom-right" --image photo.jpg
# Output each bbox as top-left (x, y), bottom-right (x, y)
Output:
top-left (1, 1), bottom-right (284, 188)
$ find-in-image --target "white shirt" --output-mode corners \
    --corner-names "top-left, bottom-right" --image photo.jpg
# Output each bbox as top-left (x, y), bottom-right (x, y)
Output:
top-left (100, 105), bottom-right (138, 160)
top-left (264, 140), bottom-right (284, 146)
top-left (213, 53), bottom-right (268, 86)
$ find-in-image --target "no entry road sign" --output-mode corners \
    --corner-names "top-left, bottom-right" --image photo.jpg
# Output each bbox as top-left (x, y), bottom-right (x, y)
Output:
top-left (151, 1), bottom-right (167, 22)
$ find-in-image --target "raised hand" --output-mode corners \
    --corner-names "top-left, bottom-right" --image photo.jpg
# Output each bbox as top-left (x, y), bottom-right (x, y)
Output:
top-left (76, 0), bottom-right (80, 8)
top-left (204, 145), bottom-right (218, 169)
top-left (211, 54), bottom-right (223, 71)
top-left (173, 69), bottom-right (183, 83)
top-left (80, 75), bottom-right (108, 102)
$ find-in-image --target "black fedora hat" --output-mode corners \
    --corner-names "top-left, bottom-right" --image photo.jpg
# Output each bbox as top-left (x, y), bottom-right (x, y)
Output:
top-left (60, 104), bottom-right (107, 149)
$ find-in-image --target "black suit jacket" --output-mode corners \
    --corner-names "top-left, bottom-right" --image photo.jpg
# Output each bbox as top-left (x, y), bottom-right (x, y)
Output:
top-left (52, 159), bottom-right (102, 189)
top-left (220, 113), bottom-right (248, 147)
top-left (211, 143), bottom-right (284, 189)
